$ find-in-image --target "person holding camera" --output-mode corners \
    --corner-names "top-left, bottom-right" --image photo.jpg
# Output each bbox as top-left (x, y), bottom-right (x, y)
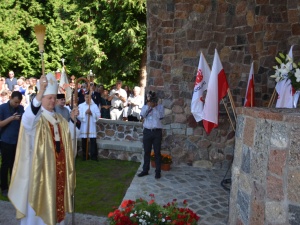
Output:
top-left (125, 86), bottom-right (144, 122)
top-left (107, 80), bottom-right (127, 120)
top-left (0, 91), bottom-right (24, 197)
top-left (138, 91), bottom-right (164, 179)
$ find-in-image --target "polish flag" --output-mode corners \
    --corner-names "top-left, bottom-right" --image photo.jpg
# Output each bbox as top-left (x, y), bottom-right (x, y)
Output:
top-left (275, 45), bottom-right (296, 108)
top-left (202, 49), bottom-right (229, 134)
top-left (191, 52), bottom-right (211, 122)
top-left (244, 62), bottom-right (255, 107)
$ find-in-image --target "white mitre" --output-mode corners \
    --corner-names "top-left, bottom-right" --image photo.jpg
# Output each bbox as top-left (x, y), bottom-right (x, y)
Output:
top-left (37, 72), bottom-right (58, 95)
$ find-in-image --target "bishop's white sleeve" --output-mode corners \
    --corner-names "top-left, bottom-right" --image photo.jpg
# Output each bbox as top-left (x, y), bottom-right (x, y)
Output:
top-left (22, 98), bottom-right (41, 131)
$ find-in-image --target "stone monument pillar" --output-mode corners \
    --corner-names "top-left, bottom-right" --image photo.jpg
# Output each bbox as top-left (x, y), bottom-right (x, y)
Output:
top-left (229, 107), bottom-right (300, 225)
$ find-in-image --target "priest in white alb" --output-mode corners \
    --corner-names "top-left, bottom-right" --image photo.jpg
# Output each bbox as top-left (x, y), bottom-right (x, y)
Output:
top-left (78, 94), bottom-right (100, 161)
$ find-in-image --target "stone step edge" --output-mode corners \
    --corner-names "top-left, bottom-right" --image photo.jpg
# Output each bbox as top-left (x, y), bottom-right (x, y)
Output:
top-left (95, 139), bottom-right (143, 153)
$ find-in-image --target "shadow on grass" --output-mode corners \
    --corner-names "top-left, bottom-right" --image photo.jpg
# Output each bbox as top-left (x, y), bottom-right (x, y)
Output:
top-left (74, 157), bottom-right (140, 216)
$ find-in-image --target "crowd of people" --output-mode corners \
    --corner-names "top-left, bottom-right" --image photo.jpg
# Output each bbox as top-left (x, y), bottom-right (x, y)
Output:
top-left (0, 71), bottom-right (38, 106)
top-left (0, 70), bottom-right (165, 225)
top-left (0, 71), bottom-right (145, 123)
top-left (75, 79), bottom-right (144, 121)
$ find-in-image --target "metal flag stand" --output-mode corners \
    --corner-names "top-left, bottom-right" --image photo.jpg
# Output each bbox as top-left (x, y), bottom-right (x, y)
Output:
top-left (221, 89), bottom-right (236, 191)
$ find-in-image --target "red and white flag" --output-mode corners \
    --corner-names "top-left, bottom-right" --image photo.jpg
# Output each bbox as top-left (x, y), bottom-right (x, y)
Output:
top-left (275, 45), bottom-right (296, 108)
top-left (59, 66), bottom-right (72, 105)
top-left (275, 79), bottom-right (293, 108)
top-left (244, 62), bottom-right (255, 107)
top-left (191, 52), bottom-right (211, 122)
top-left (202, 49), bottom-right (229, 134)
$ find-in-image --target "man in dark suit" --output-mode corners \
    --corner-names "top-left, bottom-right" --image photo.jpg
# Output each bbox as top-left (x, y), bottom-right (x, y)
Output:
top-left (89, 83), bottom-right (101, 108)
top-left (78, 83), bottom-right (87, 105)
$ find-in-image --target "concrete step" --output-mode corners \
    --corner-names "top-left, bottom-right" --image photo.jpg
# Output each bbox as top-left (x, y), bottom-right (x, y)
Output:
top-left (97, 139), bottom-right (143, 153)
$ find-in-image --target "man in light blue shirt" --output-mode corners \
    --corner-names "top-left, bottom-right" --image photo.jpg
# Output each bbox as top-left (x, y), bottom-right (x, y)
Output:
top-left (138, 91), bottom-right (164, 179)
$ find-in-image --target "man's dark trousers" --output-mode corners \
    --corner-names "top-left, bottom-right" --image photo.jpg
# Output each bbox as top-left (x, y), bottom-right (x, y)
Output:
top-left (142, 129), bottom-right (162, 173)
top-left (0, 142), bottom-right (16, 191)
top-left (82, 138), bottom-right (98, 160)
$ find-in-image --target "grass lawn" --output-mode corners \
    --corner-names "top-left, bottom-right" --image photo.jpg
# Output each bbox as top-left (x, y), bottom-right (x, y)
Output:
top-left (0, 156), bottom-right (140, 217)
top-left (74, 157), bottom-right (140, 216)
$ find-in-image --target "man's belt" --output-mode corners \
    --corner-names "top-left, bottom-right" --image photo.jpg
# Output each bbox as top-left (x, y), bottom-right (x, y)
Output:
top-left (144, 128), bottom-right (162, 131)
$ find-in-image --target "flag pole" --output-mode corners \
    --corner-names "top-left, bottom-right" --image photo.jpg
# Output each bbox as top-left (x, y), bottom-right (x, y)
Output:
top-left (251, 87), bottom-right (253, 107)
top-left (227, 89), bottom-right (237, 121)
top-left (85, 70), bottom-right (95, 160)
top-left (71, 92), bottom-right (76, 225)
top-left (268, 89), bottom-right (276, 108)
top-left (222, 99), bottom-right (236, 132)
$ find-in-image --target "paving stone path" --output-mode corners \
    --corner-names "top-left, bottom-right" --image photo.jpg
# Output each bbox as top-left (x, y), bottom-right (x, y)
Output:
top-left (0, 164), bottom-right (230, 225)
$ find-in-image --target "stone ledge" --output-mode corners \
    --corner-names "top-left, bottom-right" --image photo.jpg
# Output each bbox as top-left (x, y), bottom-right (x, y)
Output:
top-left (97, 139), bottom-right (143, 153)
top-left (97, 118), bottom-right (143, 126)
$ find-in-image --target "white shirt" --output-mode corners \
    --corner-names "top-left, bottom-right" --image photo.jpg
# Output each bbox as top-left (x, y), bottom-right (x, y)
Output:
top-left (109, 88), bottom-right (127, 108)
top-left (140, 104), bottom-right (164, 129)
top-left (127, 94), bottom-right (144, 119)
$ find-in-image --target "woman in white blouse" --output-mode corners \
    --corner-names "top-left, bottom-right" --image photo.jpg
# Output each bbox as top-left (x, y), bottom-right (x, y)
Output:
top-left (126, 86), bottom-right (144, 121)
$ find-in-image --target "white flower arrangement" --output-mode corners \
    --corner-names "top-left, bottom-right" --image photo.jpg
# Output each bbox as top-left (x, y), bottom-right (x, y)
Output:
top-left (270, 53), bottom-right (300, 90)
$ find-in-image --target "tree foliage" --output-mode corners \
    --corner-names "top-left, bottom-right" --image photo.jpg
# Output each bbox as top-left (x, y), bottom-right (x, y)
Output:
top-left (0, 0), bottom-right (146, 86)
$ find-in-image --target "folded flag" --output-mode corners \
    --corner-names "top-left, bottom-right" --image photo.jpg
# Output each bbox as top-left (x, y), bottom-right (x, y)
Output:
top-left (191, 52), bottom-right (211, 122)
top-left (202, 49), bottom-right (229, 134)
top-left (244, 62), bottom-right (255, 107)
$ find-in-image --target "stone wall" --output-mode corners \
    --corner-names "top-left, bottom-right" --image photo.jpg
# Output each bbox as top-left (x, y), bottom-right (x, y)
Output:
top-left (97, 119), bottom-right (143, 142)
top-left (95, 119), bottom-right (144, 162)
top-left (146, 0), bottom-right (300, 166)
top-left (78, 119), bottom-right (144, 162)
top-left (229, 107), bottom-right (300, 225)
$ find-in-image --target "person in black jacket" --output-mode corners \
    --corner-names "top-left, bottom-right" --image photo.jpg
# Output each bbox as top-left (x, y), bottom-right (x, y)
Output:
top-left (89, 83), bottom-right (101, 108)
top-left (100, 89), bottom-right (111, 119)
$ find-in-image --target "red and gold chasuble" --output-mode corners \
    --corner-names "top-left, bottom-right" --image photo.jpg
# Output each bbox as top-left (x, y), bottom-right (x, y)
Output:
top-left (49, 123), bottom-right (66, 223)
